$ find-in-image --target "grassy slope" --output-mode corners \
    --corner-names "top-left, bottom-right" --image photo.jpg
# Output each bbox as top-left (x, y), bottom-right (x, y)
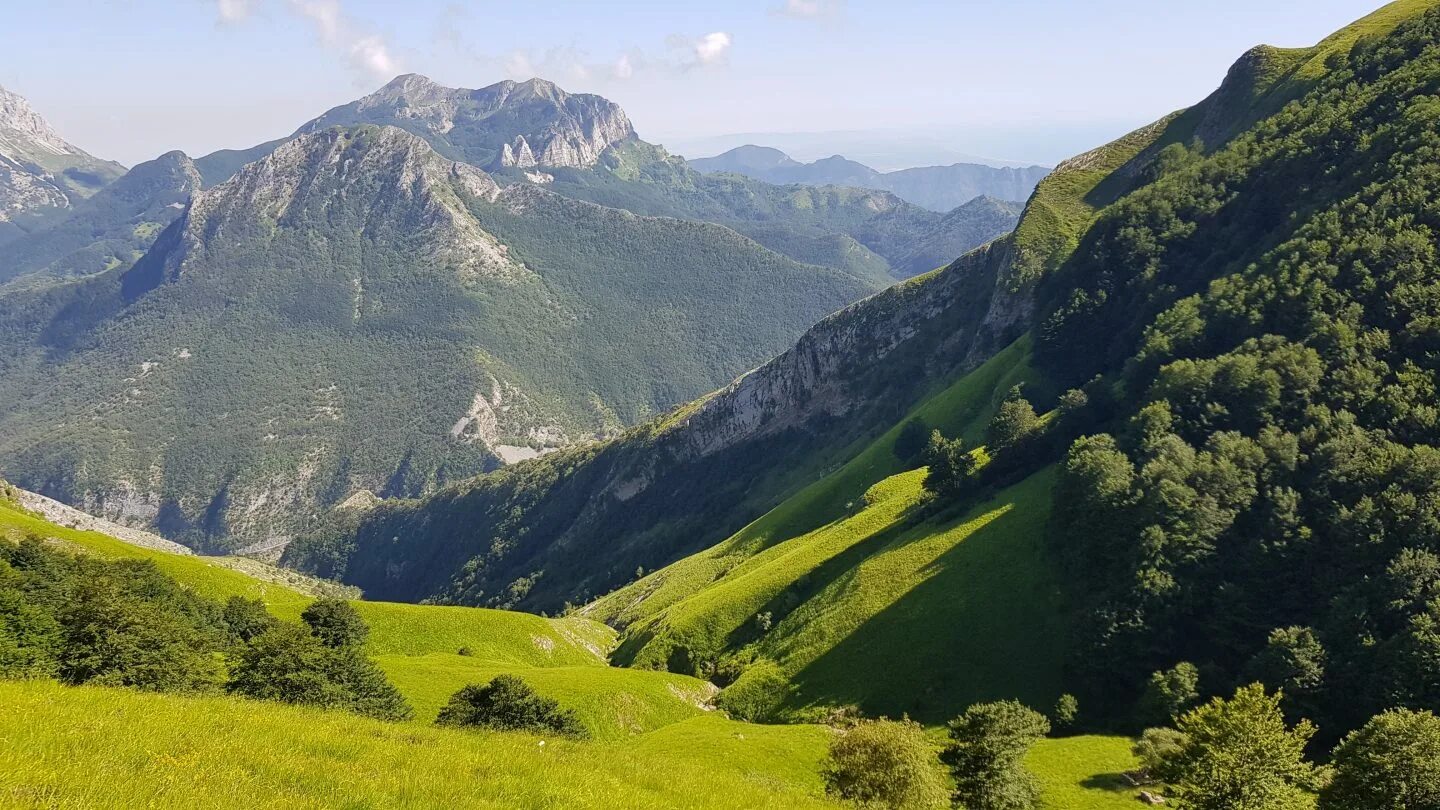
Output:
top-left (0, 680), bottom-right (835, 810)
top-left (1028, 736), bottom-right (1141, 810)
top-left (0, 496), bottom-right (1139, 807)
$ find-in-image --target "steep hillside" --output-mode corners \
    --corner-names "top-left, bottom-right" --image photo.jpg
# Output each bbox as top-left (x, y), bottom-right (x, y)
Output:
top-left (0, 84), bottom-right (125, 235)
top-left (0, 125), bottom-right (884, 551)
top-left (0, 150), bottom-right (200, 286)
top-left (298, 1), bottom-right (1439, 741)
top-left (690, 144), bottom-right (1051, 211)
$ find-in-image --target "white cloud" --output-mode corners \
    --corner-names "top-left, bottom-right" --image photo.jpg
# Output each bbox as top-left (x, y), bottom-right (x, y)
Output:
top-left (350, 36), bottom-right (397, 79)
top-left (215, 0), bottom-right (255, 24)
top-left (216, 0), bottom-right (398, 83)
top-left (774, 0), bottom-right (844, 21)
top-left (287, 0), bottom-right (343, 44)
top-left (613, 54), bottom-right (634, 81)
top-left (693, 32), bottom-right (732, 65)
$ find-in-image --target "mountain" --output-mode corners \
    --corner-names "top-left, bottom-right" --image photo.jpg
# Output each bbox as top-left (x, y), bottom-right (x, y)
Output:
top-left (190, 78), bottom-right (1018, 282)
top-left (0, 84), bottom-right (125, 237)
top-left (291, 0), bottom-right (1440, 741)
top-left (0, 150), bottom-right (201, 286)
top-left (690, 145), bottom-right (1051, 211)
top-left (0, 125), bottom-right (885, 551)
top-left (298, 75), bottom-right (635, 171)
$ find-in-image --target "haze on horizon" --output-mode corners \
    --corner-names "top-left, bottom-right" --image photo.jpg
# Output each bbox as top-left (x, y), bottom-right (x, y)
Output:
top-left (3, 0), bottom-right (1393, 168)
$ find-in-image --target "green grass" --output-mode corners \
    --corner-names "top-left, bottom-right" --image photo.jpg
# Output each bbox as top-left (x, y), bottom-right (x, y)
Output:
top-left (1027, 736), bottom-right (1142, 810)
top-left (0, 680), bottom-right (838, 809)
top-left (377, 654), bottom-right (714, 738)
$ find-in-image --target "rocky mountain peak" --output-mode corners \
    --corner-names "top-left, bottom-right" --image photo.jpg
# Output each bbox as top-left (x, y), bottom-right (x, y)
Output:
top-left (162, 125), bottom-right (520, 286)
top-left (302, 75), bottom-right (636, 171)
top-left (0, 84), bottom-right (76, 162)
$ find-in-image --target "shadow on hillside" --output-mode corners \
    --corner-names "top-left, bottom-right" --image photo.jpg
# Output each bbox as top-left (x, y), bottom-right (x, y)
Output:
top-left (1079, 772), bottom-right (1133, 792)
top-left (783, 471), bottom-right (1066, 725)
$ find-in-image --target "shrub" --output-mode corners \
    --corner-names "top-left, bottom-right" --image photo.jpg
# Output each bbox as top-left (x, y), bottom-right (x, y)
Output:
top-left (0, 588), bottom-right (61, 679)
top-left (1131, 727), bottom-right (1187, 784)
top-left (301, 598), bottom-right (368, 648)
top-left (58, 583), bottom-right (222, 693)
top-left (1320, 708), bottom-right (1440, 810)
top-left (943, 700), bottom-right (1050, 810)
top-left (822, 718), bottom-right (948, 809)
top-left (714, 659), bottom-right (788, 722)
top-left (435, 675), bottom-right (585, 738)
top-left (922, 430), bottom-right (975, 497)
top-left (985, 386), bottom-right (1040, 453)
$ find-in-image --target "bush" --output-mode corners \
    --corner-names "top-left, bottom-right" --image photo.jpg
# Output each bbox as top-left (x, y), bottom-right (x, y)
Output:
top-left (943, 700), bottom-right (1050, 810)
top-left (985, 386), bottom-right (1040, 453)
top-left (714, 659), bottom-right (789, 722)
top-left (301, 598), bottom-right (368, 648)
top-left (0, 588), bottom-right (61, 679)
top-left (435, 674), bottom-right (585, 737)
top-left (1131, 727), bottom-right (1187, 784)
top-left (922, 430), bottom-right (976, 497)
top-left (1320, 708), bottom-right (1440, 810)
top-left (822, 718), bottom-right (948, 809)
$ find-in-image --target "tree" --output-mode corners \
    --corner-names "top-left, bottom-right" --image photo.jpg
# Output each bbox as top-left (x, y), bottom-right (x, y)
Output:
top-left (0, 588), bottom-right (60, 679)
top-left (942, 700), bottom-right (1050, 810)
top-left (923, 430), bottom-right (975, 497)
top-left (1320, 708), bottom-right (1440, 810)
top-left (436, 674), bottom-right (586, 737)
top-left (986, 386), bottom-right (1040, 453)
top-left (1167, 684), bottom-right (1319, 810)
top-left (822, 718), bottom-right (948, 809)
top-left (301, 598), bottom-right (368, 648)
top-left (222, 596), bottom-right (275, 644)
top-left (1052, 694), bottom-right (1079, 732)
top-left (894, 419), bottom-right (932, 465)
top-left (227, 622), bottom-right (411, 721)
top-left (58, 583), bottom-right (222, 693)
top-left (1245, 626), bottom-right (1325, 715)
top-left (1138, 662), bottom-right (1201, 726)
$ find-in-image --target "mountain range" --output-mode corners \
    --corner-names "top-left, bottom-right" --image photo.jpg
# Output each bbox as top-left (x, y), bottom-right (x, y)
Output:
top-left (0, 76), bottom-right (1019, 552)
top-left (689, 144), bottom-right (1050, 212)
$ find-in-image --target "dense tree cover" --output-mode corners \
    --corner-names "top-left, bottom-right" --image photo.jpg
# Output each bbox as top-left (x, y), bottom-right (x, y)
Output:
top-left (0, 535), bottom-right (409, 721)
top-left (435, 674), bottom-right (585, 738)
top-left (821, 718), bottom-right (949, 810)
top-left (300, 598), bottom-right (368, 648)
top-left (942, 700), bottom-right (1050, 810)
top-left (1036, 8), bottom-right (1440, 736)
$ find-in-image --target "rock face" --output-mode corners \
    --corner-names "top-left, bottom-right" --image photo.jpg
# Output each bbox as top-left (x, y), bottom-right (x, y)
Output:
top-left (0, 85), bottom-right (125, 224)
top-left (299, 75), bottom-right (636, 171)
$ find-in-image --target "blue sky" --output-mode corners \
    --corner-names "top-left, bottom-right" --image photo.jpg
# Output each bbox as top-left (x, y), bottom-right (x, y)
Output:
top-left (1, 0), bottom-right (1394, 167)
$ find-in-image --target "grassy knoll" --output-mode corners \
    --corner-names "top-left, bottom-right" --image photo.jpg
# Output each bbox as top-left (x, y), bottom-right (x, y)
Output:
top-left (0, 680), bottom-right (837, 810)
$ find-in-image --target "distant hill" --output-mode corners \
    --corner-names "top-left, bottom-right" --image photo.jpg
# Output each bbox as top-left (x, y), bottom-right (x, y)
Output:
top-left (690, 145), bottom-right (1050, 211)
